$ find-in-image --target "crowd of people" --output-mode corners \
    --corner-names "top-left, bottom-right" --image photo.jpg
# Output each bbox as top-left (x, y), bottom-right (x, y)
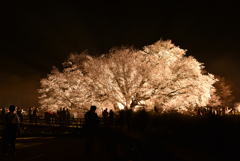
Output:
top-left (102, 108), bottom-right (115, 126)
top-left (195, 106), bottom-right (234, 116)
top-left (56, 107), bottom-right (71, 124)
top-left (1, 106), bottom-right (119, 126)
top-left (0, 105), bottom-right (109, 157)
top-left (1, 107), bottom-right (24, 123)
top-left (43, 107), bottom-right (71, 126)
top-left (28, 107), bottom-right (39, 123)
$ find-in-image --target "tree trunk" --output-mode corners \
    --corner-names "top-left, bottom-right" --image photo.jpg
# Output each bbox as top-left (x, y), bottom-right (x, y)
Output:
top-left (125, 97), bottom-right (131, 110)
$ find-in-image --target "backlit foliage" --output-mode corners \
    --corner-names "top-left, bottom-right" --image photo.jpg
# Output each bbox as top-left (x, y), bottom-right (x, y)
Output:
top-left (39, 40), bottom-right (217, 112)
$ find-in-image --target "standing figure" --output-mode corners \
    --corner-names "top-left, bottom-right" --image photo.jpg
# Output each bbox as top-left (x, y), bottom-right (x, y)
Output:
top-left (3, 105), bottom-right (20, 156)
top-left (56, 110), bottom-right (60, 124)
top-left (17, 108), bottom-right (23, 123)
top-left (154, 106), bottom-right (158, 114)
top-left (102, 108), bottom-right (108, 125)
top-left (1, 107), bottom-right (6, 139)
top-left (126, 109), bottom-right (133, 129)
top-left (20, 108), bottom-right (24, 123)
top-left (62, 107), bottom-right (67, 126)
top-left (84, 105), bottom-right (99, 157)
top-left (28, 107), bottom-right (33, 124)
top-left (66, 108), bottom-right (70, 126)
top-left (109, 109), bottom-right (114, 126)
top-left (17, 108), bottom-right (21, 118)
top-left (59, 107), bottom-right (63, 125)
top-left (33, 107), bottom-right (39, 124)
top-left (1, 107), bottom-right (6, 122)
top-left (118, 110), bottom-right (125, 130)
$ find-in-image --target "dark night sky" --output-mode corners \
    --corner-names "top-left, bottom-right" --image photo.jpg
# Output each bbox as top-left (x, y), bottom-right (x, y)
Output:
top-left (0, 1), bottom-right (240, 108)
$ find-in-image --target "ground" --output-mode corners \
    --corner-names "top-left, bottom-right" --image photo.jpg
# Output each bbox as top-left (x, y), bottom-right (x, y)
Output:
top-left (2, 124), bottom-right (239, 161)
top-left (1, 136), bottom-right (117, 161)
top-left (0, 128), bottom-right (184, 161)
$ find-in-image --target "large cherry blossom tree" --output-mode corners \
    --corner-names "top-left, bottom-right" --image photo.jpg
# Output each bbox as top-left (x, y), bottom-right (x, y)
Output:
top-left (38, 40), bottom-right (217, 112)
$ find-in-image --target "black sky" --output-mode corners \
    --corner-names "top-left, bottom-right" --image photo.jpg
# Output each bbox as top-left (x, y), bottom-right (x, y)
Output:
top-left (0, 1), bottom-right (240, 108)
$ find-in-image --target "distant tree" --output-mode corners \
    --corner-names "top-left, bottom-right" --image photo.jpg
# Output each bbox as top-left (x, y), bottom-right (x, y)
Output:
top-left (207, 88), bottom-right (221, 108)
top-left (39, 40), bottom-right (216, 113)
top-left (212, 76), bottom-right (234, 108)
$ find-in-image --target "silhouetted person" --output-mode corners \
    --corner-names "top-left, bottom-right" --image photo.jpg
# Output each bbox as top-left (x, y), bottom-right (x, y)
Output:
top-left (56, 110), bottom-right (60, 123)
top-left (28, 107), bottom-right (33, 124)
top-left (3, 105), bottom-right (20, 156)
top-left (154, 106), bottom-right (158, 113)
top-left (109, 109), bottom-right (114, 126)
top-left (17, 108), bottom-right (23, 123)
top-left (59, 107), bottom-right (63, 125)
top-left (66, 108), bottom-right (70, 126)
top-left (1, 107), bottom-right (7, 140)
top-left (62, 107), bottom-right (67, 126)
top-left (1, 107), bottom-right (6, 123)
top-left (126, 109), bottom-right (133, 129)
top-left (102, 108), bottom-right (108, 125)
top-left (33, 107), bottom-right (39, 124)
top-left (84, 105), bottom-right (99, 157)
top-left (118, 110), bottom-right (125, 130)
top-left (17, 107), bottom-right (21, 117)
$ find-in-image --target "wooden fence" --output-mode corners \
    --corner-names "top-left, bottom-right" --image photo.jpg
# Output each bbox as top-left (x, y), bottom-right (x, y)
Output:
top-left (21, 115), bottom-right (86, 128)
top-left (0, 115), bottom-right (119, 135)
top-left (20, 115), bottom-right (116, 127)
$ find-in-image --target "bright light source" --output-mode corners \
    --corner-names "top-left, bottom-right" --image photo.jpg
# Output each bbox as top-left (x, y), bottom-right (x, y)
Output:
top-left (117, 103), bottom-right (124, 110)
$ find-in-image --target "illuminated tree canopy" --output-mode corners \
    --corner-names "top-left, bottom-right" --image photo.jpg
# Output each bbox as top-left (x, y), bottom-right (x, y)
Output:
top-left (39, 40), bottom-right (217, 112)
